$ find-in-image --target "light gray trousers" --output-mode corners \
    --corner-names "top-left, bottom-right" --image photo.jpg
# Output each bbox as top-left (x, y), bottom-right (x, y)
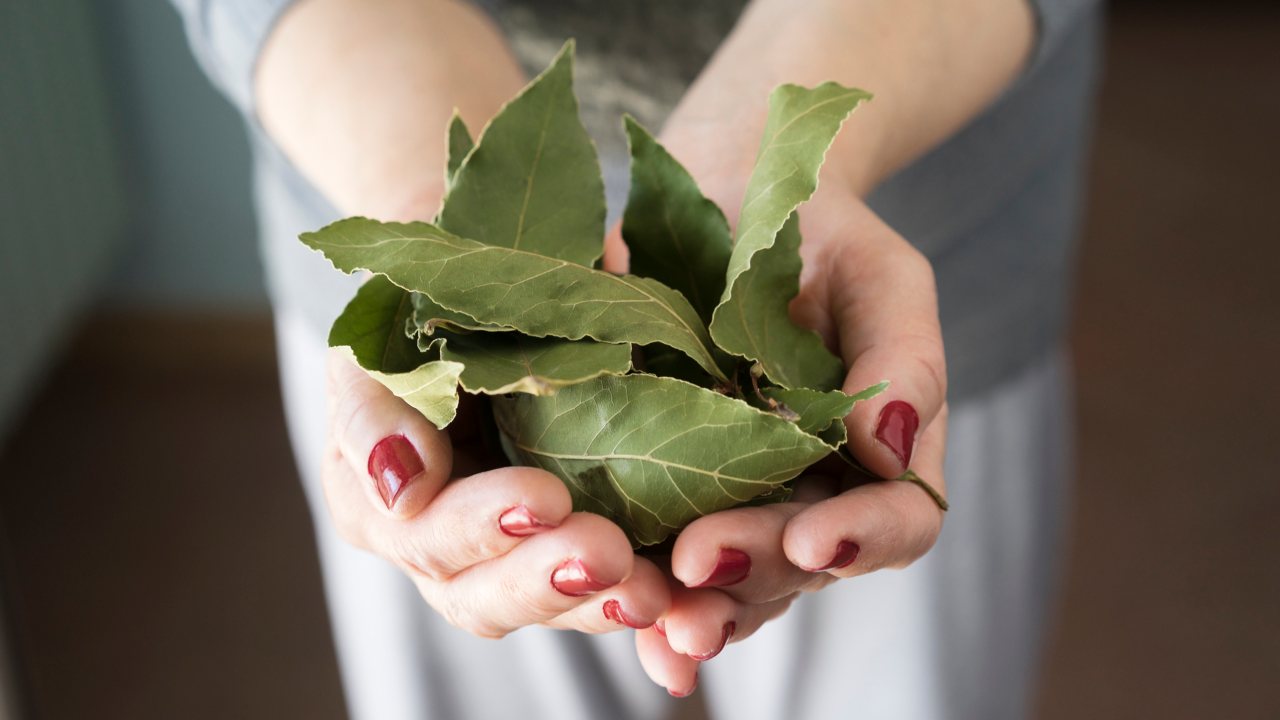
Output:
top-left (273, 306), bottom-right (1071, 720)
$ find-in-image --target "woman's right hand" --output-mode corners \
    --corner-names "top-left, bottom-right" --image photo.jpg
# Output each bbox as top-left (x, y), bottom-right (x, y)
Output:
top-left (322, 348), bottom-right (670, 637)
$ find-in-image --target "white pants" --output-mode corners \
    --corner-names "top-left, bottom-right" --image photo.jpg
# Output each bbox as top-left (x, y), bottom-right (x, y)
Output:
top-left (275, 308), bottom-right (1071, 720)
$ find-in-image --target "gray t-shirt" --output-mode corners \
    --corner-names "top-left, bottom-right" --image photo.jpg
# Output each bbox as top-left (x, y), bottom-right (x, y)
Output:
top-left (171, 0), bottom-right (1102, 402)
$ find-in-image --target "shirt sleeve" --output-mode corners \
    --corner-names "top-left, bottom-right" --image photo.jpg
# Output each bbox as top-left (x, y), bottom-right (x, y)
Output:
top-left (1027, 0), bottom-right (1103, 69)
top-left (167, 0), bottom-right (296, 120)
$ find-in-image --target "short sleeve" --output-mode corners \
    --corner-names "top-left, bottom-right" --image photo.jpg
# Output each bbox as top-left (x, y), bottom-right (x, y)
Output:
top-left (1026, 0), bottom-right (1103, 70)
top-left (167, 0), bottom-right (297, 119)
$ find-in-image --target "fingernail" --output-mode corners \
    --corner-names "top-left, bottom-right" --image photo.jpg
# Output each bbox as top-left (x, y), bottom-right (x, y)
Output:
top-left (689, 621), bottom-right (736, 661)
top-left (875, 400), bottom-right (919, 472)
top-left (551, 558), bottom-right (611, 597)
top-left (368, 434), bottom-right (424, 509)
top-left (602, 599), bottom-right (649, 629)
top-left (691, 548), bottom-right (751, 588)
top-left (805, 540), bottom-right (860, 572)
top-left (668, 670), bottom-right (698, 698)
top-left (498, 505), bottom-right (555, 537)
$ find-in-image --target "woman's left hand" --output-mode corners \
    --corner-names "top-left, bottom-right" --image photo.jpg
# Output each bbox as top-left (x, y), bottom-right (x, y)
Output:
top-left (609, 156), bottom-right (951, 696)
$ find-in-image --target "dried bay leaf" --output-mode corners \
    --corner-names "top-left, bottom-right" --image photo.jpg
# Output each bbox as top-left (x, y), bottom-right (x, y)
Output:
top-left (493, 374), bottom-right (832, 546)
top-left (762, 380), bottom-right (887, 446)
top-left (710, 83), bottom-right (871, 391)
top-left (444, 112), bottom-right (473, 188)
top-left (438, 41), bottom-right (604, 268)
top-left (302, 45), bottom-right (912, 538)
top-left (301, 218), bottom-right (730, 382)
top-left (622, 117), bottom-right (732, 325)
top-left (441, 332), bottom-right (631, 396)
top-left (409, 290), bottom-right (508, 344)
top-left (330, 275), bottom-right (463, 428)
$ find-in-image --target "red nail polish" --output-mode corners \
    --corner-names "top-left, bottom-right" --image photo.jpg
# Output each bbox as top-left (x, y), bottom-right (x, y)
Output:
top-left (603, 599), bottom-right (648, 629)
top-left (669, 671), bottom-right (698, 698)
top-left (692, 548), bottom-right (751, 588)
top-left (689, 621), bottom-right (736, 661)
top-left (806, 540), bottom-right (860, 572)
top-left (498, 505), bottom-right (555, 537)
top-left (551, 558), bottom-right (611, 597)
top-left (875, 400), bottom-right (919, 472)
top-left (368, 435), bottom-right (424, 509)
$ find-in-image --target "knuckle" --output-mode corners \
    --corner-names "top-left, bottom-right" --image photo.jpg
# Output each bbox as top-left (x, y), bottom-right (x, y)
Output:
top-left (438, 593), bottom-right (508, 639)
top-left (901, 244), bottom-right (936, 285)
top-left (496, 565), bottom-right (550, 622)
top-left (390, 534), bottom-right (449, 582)
top-left (910, 350), bottom-right (948, 407)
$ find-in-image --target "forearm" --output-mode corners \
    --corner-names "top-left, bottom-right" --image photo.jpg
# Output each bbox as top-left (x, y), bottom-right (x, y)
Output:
top-left (666, 0), bottom-right (1035, 196)
top-left (255, 0), bottom-right (526, 219)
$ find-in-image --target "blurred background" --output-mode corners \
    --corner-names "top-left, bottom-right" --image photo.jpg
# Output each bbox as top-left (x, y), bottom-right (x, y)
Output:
top-left (0, 1), bottom-right (1276, 718)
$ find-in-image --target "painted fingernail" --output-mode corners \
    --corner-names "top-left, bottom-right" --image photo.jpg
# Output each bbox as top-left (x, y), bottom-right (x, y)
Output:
top-left (368, 434), bottom-right (424, 509)
top-left (668, 671), bottom-right (698, 698)
top-left (498, 505), bottom-right (555, 537)
top-left (689, 621), bottom-right (736, 661)
top-left (602, 599), bottom-right (649, 629)
top-left (875, 400), bottom-right (919, 472)
top-left (551, 558), bottom-right (611, 597)
top-left (691, 548), bottom-right (751, 588)
top-left (806, 540), bottom-right (860, 572)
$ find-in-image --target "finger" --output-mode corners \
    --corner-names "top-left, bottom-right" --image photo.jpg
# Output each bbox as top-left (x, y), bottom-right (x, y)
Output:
top-left (421, 513), bottom-right (634, 638)
top-left (670, 500), bottom-right (831, 604)
top-left (379, 466), bottom-right (573, 580)
top-left (823, 206), bottom-right (947, 480)
top-left (783, 409), bottom-right (949, 577)
top-left (635, 626), bottom-right (699, 698)
top-left (327, 347), bottom-right (452, 517)
top-left (602, 222), bottom-right (630, 273)
top-left (544, 556), bottom-right (669, 632)
top-left (662, 584), bottom-right (797, 662)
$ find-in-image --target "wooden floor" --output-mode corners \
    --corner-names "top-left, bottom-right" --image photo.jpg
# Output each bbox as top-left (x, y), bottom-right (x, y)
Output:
top-left (2, 5), bottom-right (1277, 719)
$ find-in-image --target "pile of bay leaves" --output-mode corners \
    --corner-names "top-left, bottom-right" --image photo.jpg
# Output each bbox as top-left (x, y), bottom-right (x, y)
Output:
top-left (301, 41), bottom-right (890, 547)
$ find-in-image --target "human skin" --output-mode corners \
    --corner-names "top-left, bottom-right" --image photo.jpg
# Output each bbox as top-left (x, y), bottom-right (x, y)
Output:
top-left (256, 0), bottom-right (1033, 695)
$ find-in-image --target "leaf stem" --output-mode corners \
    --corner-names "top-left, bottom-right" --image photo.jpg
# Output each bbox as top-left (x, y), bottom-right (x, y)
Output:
top-left (896, 469), bottom-right (950, 512)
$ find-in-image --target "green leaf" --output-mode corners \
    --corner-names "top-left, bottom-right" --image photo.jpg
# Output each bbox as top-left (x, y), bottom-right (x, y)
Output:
top-left (409, 290), bottom-right (507, 343)
top-left (710, 82), bottom-right (871, 391)
top-left (330, 274), bottom-right (423, 374)
top-left (301, 217), bottom-right (730, 382)
top-left (440, 332), bottom-right (632, 396)
top-left (621, 116), bottom-right (732, 324)
top-left (361, 354), bottom-right (465, 430)
top-left (329, 276), bottom-right (463, 428)
top-left (762, 380), bottom-right (887, 445)
top-left (492, 374), bottom-right (832, 546)
top-left (444, 112), bottom-right (474, 188)
top-left (438, 41), bottom-right (604, 267)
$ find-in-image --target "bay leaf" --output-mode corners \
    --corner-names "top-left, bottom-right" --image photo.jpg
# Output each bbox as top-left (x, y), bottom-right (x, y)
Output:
top-left (438, 41), bottom-right (604, 267)
top-left (301, 217), bottom-right (730, 382)
top-left (361, 355), bottom-right (465, 430)
top-left (762, 380), bottom-right (887, 446)
top-left (492, 373), bottom-right (832, 546)
top-left (409, 290), bottom-right (507, 345)
top-left (444, 112), bottom-right (473, 188)
top-left (710, 82), bottom-right (871, 391)
top-left (621, 116), bottom-right (732, 324)
top-left (330, 274), bottom-right (423, 374)
top-left (329, 275), bottom-right (463, 428)
top-left (440, 332), bottom-right (631, 396)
